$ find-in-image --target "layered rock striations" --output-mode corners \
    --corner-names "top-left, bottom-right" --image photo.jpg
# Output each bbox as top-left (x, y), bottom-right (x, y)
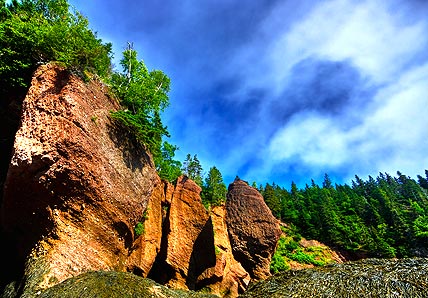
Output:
top-left (0, 64), bottom-right (279, 298)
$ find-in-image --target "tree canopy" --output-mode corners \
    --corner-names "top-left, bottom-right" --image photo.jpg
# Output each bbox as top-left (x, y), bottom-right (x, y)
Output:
top-left (201, 166), bottom-right (227, 207)
top-left (181, 154), bottom-right (203, 186)
top-left (260, 170), bottom-right (428, 259)
top-left (110, 45), bottom-right (171, 160)
top-left (154, 141), bottom-right (182, 182)
top-left (0, 0), bottom-right (180, 180)
top-left (0, 0), bottom-right (112, 97)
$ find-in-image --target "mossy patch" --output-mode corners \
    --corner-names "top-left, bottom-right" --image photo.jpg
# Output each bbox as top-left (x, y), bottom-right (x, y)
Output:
top-left (38, 271), bottom-right (218, 298)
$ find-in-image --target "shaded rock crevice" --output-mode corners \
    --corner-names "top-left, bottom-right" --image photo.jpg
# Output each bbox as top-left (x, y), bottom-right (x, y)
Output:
top-left (187, 217), bottom-right (216, 289)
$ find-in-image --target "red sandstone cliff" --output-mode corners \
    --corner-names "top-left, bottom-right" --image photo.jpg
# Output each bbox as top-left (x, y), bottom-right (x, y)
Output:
top-left (0, 64), bottom-right (279, 297)
top-left (1, 64), bottom-right (163, 294)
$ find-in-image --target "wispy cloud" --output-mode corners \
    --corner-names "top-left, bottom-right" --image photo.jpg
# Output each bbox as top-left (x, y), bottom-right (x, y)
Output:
top-left (227, 0), bottom-right (428, 185)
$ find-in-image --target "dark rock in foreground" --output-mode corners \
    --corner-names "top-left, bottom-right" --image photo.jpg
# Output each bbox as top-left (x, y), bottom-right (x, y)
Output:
top-left (240, 258), bottom-right (428, 298)
top-left (36, 271), bottom-right (218, 298)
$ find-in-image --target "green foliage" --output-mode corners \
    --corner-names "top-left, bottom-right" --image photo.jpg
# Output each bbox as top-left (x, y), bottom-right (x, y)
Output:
top-left (134, 222), bottom-right (144, 237)
top-left (182, 154), bottom-right (203, 186)
top-left (288, 250), bottom-right (325, 266)
top-left (1, 0), bottom-right (182, 193)
top-left (264, 170), bottom-right (428, 259)
top-left (413, 215), bottom-right (428, 238)
top-left (110, 46), bottom-right (170, 159)
top-left (262, 183), bottom-right (282, 218)
top-left (201, 166), bottom-right (227, 207)
top-left (90, 115), bottom-right (98, 125)
top-left (270, 226), bottom-right (334, 274)
top-left (0, 0), bottom-right (112, 97)
top-left (134, 209), bottom-right (149, 237)
top-left (154, 141), bottom-right (182, 182)
top-left (270, 252), bottom-right (289, 274)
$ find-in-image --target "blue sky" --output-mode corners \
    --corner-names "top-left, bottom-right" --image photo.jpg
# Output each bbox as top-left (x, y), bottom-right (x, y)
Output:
top-left (69, 0), bottom-right (428, 188)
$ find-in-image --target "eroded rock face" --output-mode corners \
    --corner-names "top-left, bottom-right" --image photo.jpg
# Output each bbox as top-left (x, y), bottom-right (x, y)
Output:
top-left (149, 179), bottom-right (251, 298)
top-left (197, 205), bottom-right (250, 297)
top-left (1, 64), bottom-right (282, 298)
top-left (126, 178), bottom-right (167, 277)
top-left (226, 178), bottom-right (282, 280)
top-left (150, 176), bottom-right (216, 290)
top-left (1, 64), bottom-right (160, 295)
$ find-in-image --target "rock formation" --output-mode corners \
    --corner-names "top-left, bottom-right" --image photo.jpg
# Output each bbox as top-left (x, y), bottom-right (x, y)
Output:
top-left (150, 176), bottom-right (214, 290)
top-left (226, 178), bottom-right (282, 280)
top-left (197, 205), bottom-right (250, 297)
top-left (126, 179), bottom-right (168, 277)
top-left (149, 176), bottom-right (251, 297)
top-left (240, 258), bottom-right (428, 298)
top-left (37, 271), bottom-right (218, 298)
top-left (1, 64), bottom-right (161, 295)
top-left (0, 64), bottom-right (279, 298)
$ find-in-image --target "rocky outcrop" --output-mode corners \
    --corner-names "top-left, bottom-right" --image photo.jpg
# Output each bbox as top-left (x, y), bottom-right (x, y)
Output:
top-left (197, 205), bottom-right (250, 297)
top-left (154, 176), bottom-right (215, 290)
top-left (240, 258), bottom-right (428, 298)
top-left (37, 271), bottom-right (218, 298)
top-left (148, 177), bottom-right (251, 297)
top-left (226, 178), bottom-right (282, 280)
top-left (1, 64), bottom-right (160, 295)
top-left (0, 64), bottom-right (279, 298)
top-left (126, 179), bottom-right (167, 277)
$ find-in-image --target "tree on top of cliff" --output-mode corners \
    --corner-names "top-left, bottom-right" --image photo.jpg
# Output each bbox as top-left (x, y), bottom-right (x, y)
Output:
top-left (110, 45), bottom-right (171, 164)
top-left (201, 166), bottom-right (227, 206)
top-left (182, 154), bottom-right (203, 186)
top-left (154, 141), bottom-right (182, 182)
top-left (0, 0), bottom-right (112, 98)
top-left (0, 0), bottom-right (180, 182)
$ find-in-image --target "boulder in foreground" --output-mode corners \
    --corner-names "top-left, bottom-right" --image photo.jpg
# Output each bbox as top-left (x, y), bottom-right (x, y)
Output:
top-left (240, 258), bottom-right (428, 298)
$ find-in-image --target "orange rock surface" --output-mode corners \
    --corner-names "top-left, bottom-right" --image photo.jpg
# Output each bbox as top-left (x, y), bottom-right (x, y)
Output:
top-left (1, 64), bottom-right (280, 297)
top-left (2, 64), bottom-right (160, 292)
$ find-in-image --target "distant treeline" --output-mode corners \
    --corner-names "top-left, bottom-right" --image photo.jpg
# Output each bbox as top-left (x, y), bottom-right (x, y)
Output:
top-left (260, 170), bottom-right (428, 258)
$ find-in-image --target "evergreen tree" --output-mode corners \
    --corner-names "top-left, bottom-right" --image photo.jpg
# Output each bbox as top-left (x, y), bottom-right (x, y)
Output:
top-left (417, 174), bottom-right (428, 190)
top-left (110, 45), bottom-right (170, 158)
top-left (182, 154), bottom-right (203, 186)
top-left (264, 171), bottom-right (428, 258)
top-left (322, 173), bottom-right (333, 189)
top-left (262, 183), bottom-right (282, 218)
top-left (154, 141), bottom-right (182, 182)
top-left (202, 166), bottom-right (227, 206)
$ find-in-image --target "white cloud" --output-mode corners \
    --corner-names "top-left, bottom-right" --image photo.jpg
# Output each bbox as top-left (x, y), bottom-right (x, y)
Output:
top-left (266, 61), bottom-right (428, 181)
top-left (269, 113), bottom-right (349, 167)
top-left (268, 0), bottom-right (428, 89)
top-left (218, 0), bottom-right (428, 184)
